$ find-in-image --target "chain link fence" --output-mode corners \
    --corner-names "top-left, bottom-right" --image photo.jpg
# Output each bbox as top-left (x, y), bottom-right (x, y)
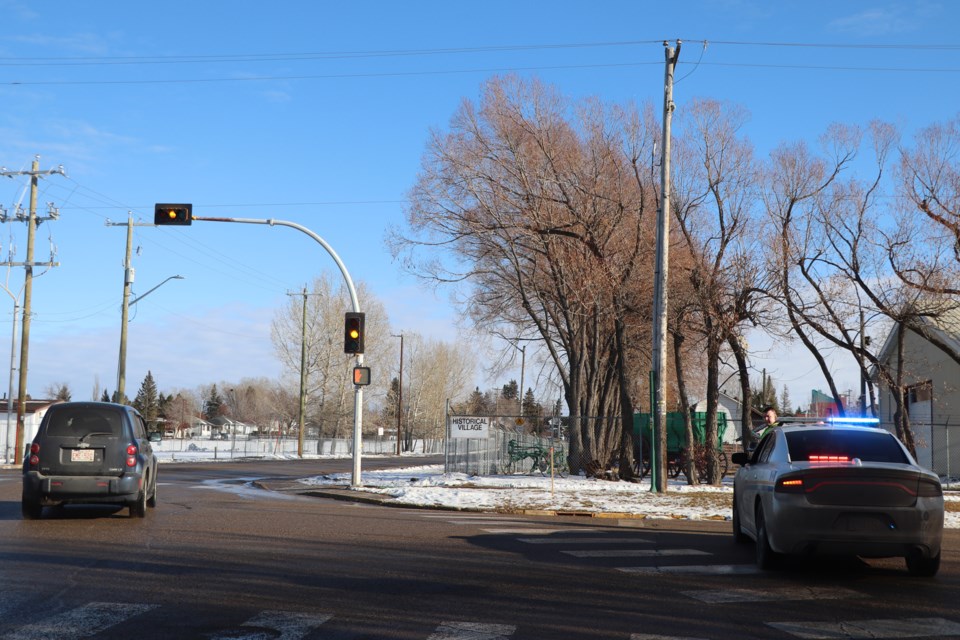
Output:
top-left (909, 421), bottom-right (960, 480)
top-left (444, 415), bottom-right (571, 476)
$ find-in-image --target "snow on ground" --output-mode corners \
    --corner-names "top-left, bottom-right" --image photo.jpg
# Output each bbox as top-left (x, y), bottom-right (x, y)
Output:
top-left (295, 461), bottom-right (960, 528)
top-left (143, 449), bottom-right (960, 527)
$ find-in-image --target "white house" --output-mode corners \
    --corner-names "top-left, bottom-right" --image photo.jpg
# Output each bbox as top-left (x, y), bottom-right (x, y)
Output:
top-left (1, 399), bottom-right (62, 462)
top-left (692, 393), bottom-right (739, 445)
top-left (871, 308), bottom-right (960, 476)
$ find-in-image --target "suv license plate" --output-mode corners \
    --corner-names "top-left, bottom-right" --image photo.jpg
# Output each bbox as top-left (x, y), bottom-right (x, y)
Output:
top-left (71, 449), bottom-right (95, 462)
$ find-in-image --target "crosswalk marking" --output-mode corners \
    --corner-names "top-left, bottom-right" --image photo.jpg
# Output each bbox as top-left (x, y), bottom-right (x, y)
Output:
top-left (517, 536), bottom-right (654, 544)
top-left (206, 610), bottom-right (333, 640)
top-left (0, 601), bottom-right (956, 639)
top-left (682, 586), bottom-right (865, 603)
top-left (564, 548), bottom-right (710, 558)
top-left (0, 602), bottom-right (158, 640)
top-left (427, 621), bottom-right (516, 640)
top-left (767, 617), bottom-right (960, 639)
top-left (618, 564), bottom-right (760, 575)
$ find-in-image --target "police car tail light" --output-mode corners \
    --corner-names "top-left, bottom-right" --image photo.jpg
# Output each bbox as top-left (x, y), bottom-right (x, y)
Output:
top-left (917, 478), bottom-right (943, 498)
top-left (775, 477), bottom-right (805, 493)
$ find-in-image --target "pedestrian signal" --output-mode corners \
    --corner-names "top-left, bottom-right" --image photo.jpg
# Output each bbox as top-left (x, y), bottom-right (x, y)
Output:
top-left (353, 366), bottom-right (371, 386)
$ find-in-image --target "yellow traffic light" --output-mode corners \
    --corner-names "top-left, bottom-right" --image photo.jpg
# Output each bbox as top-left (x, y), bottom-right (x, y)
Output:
top-left (154, 203), bottom-right (193, 226)
top-left (344, 312), bottom-right (365, 354)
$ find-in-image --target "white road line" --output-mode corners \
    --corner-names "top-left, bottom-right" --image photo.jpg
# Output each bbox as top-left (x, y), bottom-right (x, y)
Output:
top-left (767, 617), bottom-right (960, 639)
top-left (564, 548), bottom-right (710, 558)
top-left (427, 621), bottom-right (516, 640)
top-left (442, 519), bottom-right (540, 525)
top-left (518, 536), bottom-right (654, 544)
top-left (618, 564), bottom-right (760, 575)
top-left (207, 610), bottom-right (333, 640)
top-left (0, 603), bottom-right (158, 640)
top-left (481, 528), bottom-right (586, 535)
top-left (421, 516), bottom-right (530, 521)
top-left (682, 586), bottom-right (866, 603)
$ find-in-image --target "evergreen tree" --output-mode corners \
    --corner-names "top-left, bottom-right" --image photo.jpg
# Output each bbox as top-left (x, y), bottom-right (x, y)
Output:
top-left (204, 384), bottom-right (225, 419)
top-left (100, 389), bottom-right (111, 403)
top-left (132, 371), bottom-right (160, 424)
top-left (779, 385), bottom-right (793, 417)
top-left (381, 377), bottom-right (401, 434)
top-left (501, 380), bottom-right (518, 401)
top-left (522, 388), bottom-right (539, 417)
top-left (465, 387), bottom-right (488, 414)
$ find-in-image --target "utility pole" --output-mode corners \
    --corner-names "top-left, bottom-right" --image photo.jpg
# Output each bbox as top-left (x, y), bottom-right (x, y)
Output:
top-left (391, 333), bottom-right (403, 455)
top-left (290, 285), bottom-right (309, 458)
top-left (106, 215), bottom-right (177, 402)
top-left (0, 157), bottom-right (64, 465)
top-left (651, 41), bottom-right (680, 493)
top-left (286, 285), bottom-right (327, 458)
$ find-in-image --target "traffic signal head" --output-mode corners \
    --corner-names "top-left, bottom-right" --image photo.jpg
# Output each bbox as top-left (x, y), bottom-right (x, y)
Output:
top-left (154, 203), bottom-right (193, 226)
top-left (344, 312), bottom-right (365, 354)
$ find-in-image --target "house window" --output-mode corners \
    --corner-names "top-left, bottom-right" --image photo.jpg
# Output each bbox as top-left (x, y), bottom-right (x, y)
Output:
top-left (906, 380), bottom-right (933, 408)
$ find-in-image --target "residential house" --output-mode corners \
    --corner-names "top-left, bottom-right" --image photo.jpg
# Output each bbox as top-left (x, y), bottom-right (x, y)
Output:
top-left (693, 391), bottom-right (742, 445)
top-left (1, 398), bottom-right (62, 461)
top-left (871, 308), bottom-right (960, 475)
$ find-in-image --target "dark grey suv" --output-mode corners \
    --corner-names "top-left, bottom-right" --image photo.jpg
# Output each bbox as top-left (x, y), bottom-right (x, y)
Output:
top-left (22, 401), bottom-right (159, 519)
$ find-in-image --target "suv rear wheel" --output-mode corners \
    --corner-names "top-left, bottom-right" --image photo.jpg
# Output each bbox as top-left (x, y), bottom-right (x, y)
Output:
top-left (129, 487), bottom-right (147, 518)
top-left (147, 477), bottom-right (158, 508)
top-left (21, 497), bottom-right (42, 520)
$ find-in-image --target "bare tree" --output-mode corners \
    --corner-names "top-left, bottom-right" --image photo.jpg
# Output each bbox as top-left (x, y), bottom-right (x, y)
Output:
top-left (398, 333), bottom-right (474, 450)
top-left (391, 75), bottom-right (661, 474)
top-left (670, 98), bottom-right (764, 484)
top-left (271, 275), bottom-right (392, 439)
top-left (761, 124), bottom-right (859, 414)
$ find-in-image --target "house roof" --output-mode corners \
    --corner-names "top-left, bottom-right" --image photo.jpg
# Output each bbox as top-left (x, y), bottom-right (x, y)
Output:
top-left (0, 398), bottom-right (62, 414)
top-left (871, 305), bottom-right (960, 377)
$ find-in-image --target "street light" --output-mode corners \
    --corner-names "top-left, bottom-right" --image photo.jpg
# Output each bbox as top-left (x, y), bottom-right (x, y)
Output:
top-left (117, 275), bottom-right (184, 401)
top-left (391, 333), bottom-right (403, 456)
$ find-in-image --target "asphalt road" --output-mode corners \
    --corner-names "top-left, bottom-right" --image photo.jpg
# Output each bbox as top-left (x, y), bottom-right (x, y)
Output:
top-left (1, 457), bottom-right (959, 639)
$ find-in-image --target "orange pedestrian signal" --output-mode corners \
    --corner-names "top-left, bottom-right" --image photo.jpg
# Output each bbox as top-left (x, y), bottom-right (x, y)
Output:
top-left (344, 312), bottom-right (365, 354)
top-left (154, 203), bottom-right (192, 226)
top-left (353, 366), bottom-right (371, 386)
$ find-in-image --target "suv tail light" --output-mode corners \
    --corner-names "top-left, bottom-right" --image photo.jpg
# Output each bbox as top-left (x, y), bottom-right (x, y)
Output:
top-left (28, 442), bottom-right (40, 466)
top-left (126, 443), bottom-right (138, 467)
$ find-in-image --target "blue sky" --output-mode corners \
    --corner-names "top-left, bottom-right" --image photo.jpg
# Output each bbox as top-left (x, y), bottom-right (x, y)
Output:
top-left (0, 0), bottom-right (957, 407)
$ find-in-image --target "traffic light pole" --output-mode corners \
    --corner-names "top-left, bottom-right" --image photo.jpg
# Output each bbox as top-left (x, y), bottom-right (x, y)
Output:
top-left (191, 216), bottom-right (365, 487)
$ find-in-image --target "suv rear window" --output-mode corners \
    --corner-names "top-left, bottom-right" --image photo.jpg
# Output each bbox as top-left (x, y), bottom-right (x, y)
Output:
top-left (45, 407), bottom-right (123, 437)
top-left (785, 429), bottom-right (909, 464)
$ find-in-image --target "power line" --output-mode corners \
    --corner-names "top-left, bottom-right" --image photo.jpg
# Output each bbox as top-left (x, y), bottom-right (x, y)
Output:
top-left (1, 39), bottom-right (958, 67)
top-left (0, 40), bottom-right (663, 66)
top-left (2, 61), bottom-right (664, 86)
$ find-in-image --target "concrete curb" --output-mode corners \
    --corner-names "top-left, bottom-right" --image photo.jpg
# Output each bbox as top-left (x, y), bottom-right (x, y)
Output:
top-left (252, 480), bottom-right (734, 530)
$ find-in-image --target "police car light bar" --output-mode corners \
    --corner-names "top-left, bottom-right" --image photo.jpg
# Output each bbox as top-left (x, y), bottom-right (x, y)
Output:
top-left (826, 417), bottom-right (880, 425)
